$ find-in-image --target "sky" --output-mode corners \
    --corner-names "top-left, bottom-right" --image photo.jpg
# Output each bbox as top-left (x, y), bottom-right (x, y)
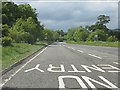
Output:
top-left (12, 0), bottom-right (119, 31)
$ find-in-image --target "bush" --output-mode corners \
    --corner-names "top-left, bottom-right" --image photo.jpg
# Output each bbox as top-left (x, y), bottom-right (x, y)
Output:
top-left (107, 36), bottom-right (118, 42)
top-left (2, 37), bottom-right (12, 46)
top-left (87, 29), bottom-right (107, 41)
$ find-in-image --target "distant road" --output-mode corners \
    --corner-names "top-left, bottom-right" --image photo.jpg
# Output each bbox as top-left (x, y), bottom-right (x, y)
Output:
top-left (1, 42), bottom-right (120, 90)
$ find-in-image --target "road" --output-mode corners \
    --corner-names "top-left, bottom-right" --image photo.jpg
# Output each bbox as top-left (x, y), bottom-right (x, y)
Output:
top-left (1, 42), bottom-right (120, 90)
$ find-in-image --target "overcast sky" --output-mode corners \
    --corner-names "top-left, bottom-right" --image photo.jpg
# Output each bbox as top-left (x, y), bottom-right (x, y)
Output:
top-left (12, 0), bottom-right (118, 31)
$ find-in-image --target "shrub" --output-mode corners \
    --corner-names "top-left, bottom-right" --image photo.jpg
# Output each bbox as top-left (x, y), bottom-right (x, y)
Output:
top-left (2, 37), bottom-right (12, 46)
top-left (107, 36), bottom-right (118, 42)
top-left (87, 29), bottom-right (107, 41)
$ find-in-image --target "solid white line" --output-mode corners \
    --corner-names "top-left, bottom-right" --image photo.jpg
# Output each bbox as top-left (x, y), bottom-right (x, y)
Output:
top-left (88, 54), bottom-right (102, 59)
top-left (1, 47), bottom-right (48, 88)
top-left (77, 50), bottom-right (83, 53)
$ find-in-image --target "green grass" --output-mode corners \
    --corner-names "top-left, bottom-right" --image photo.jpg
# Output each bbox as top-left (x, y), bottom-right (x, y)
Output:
top-left (2, 42), bottom-right (46, 70)
top-left (66, 41), bottom-right (120, 47)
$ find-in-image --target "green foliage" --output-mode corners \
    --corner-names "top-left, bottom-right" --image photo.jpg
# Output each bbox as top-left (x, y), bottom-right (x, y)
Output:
top-left (66, 27), bottom-right (89, 42)
top-left (67, 41), bottom-right (119, 47)
top-left (87, 29), bottom-right (107, 41)
top-left (9, 17), bottom-right (43, 44)
top-left (108, 29), bottom-right (120, 41)
top-left (97, 15), bottom-right (110, 25)
top-left (43, 29), bottom-right (61, 41)
top-left (2, 43), bottom-right (44, 69)
top-left (2, 1), bottom-right (119, 46)
top-left (2, 36), bottom-right (12, 46)
top-left (2, 14), bottom-right (9, 25)
top-left (2, 2), bottom-right (19, 26)
top-left (2, 24), bottom-right (9, 37)
top-left (107, 36), bottom-right (118, 42)
top-left (95, 29), bottom-right (108, 41)
top-left (56, 30), bottom-right (64, 37)
top-left (88, 15), bottom-right (110, 33)
top-left (9, 18), bottom-right (26, 43)
top-left (66, 28), bottom-right (76, 41)
top-left (53, 31), bottom-right (60, 41)
top-left (43, 29), bottom-right (54, 41)
top-left (18, 4), bottom-right (37, 20)
top-left (2, 2), bottom-right (44, 45)
top-left (73, 28), bottom-right (89, 41)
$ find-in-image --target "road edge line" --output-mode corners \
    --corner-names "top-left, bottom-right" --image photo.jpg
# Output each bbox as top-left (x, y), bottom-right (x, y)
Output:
top-left (1, 47), bottom-right (48, 88)
top-left (1, 45), bottom-right (47, 75)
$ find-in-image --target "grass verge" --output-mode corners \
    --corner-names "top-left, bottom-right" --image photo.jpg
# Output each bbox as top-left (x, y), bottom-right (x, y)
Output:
top-left (66, 41), bottom-right (120, 47)
top-left (2, 42), bottom-right (46, 70)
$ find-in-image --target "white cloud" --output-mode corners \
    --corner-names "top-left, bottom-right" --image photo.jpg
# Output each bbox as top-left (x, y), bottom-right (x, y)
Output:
top-left (12, 0), bottom-right (118, 31)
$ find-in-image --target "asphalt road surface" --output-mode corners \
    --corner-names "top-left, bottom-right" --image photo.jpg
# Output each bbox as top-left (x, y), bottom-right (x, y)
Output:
top-left (1, 42), bottom-right (120, 90)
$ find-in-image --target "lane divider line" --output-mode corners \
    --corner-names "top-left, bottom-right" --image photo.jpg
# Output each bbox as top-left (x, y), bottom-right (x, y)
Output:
top-left (71, 48), bottom-right (75, 50)
top-left (88, 54), bottom-right (102, 59)
top-left (77, 50), bottom-right (83, 53)
top-left (1, 47), bottom-right (48, 88)
top-left (113, 62), bottom-right (120, 65)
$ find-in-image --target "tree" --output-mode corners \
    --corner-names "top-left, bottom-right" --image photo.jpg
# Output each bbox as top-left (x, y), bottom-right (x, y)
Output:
top-left (43, 29), bottom-right (54, 41)
top-left (107, 36), bottom-right (118, 42)
top-left (2, 24), bottom-right (9, 37)
top-left (87, 29), bottom-right (107, 41)
top-left (9, 17), bottom-right (41, 44)
top-left (97, 15), bottom-right (110, 25)
top-left (73, 27), bottom-right (89, 41)
top-left (9, 18), bottom-right (26, 43)
top-left (2, 2), bottom-right (45, 45)
top-left (108, 29), bottom-right (120, 41)
top-left (18, 4), bottom-right (37, 21)
top-left (66, 28), bottom-right (76, 41)
top-left (53, 31), bottom-right (59, 41)
top-left (88, 15), bottom-right (110, 33)
top-left (2, 2), bottom-right (20, 26)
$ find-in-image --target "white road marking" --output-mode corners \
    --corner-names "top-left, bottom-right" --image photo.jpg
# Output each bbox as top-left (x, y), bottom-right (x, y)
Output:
top-left (68, 64), bottom-right (85, 72)
top-left (113, 62), bottom-right (119, 65)
top-left (81, 65), bottom-right (105, 72)
top-left (88, 54), bottom-right (102, 59)
top-left (97, 64), bottom-right (120, 72)
top-left (58, 75), bottom-right (87, 88)
top-left (58, 75), bottom-right (119, 89)
top-left (77, 50), bottom-right (83, 53)
top-left (82, 76), bottom-right (119, 88)
top-left (71, 48), bottom-right (75, 50)
top-left (68, 47), bottom-right (71, 48)
top-left (24, 64), bottom-right (44, 72)
top-left (1, 47), bottom-right (48, 88)
top-left (47, 64), bottom-right (65, 72)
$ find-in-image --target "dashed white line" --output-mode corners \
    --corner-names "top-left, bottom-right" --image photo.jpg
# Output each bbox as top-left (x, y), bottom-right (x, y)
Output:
top-left (113, 62), bottom-right (119, 65)
top-left (77, 50), bottom-right (83, 53)
top-left (1, 47), bottom-right (48, 88)
top-left (71, 48), bottom-right (75, 50)
top-left (88, 54), bottom-right (102, 59)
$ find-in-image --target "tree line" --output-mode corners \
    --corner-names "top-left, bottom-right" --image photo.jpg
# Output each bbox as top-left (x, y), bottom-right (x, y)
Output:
top-left (65, 15), bottom-right (120, 42)
top-left (1, 2), bottom-right (119, 47)
top-left (1, 2), bottom-right (63, 46)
